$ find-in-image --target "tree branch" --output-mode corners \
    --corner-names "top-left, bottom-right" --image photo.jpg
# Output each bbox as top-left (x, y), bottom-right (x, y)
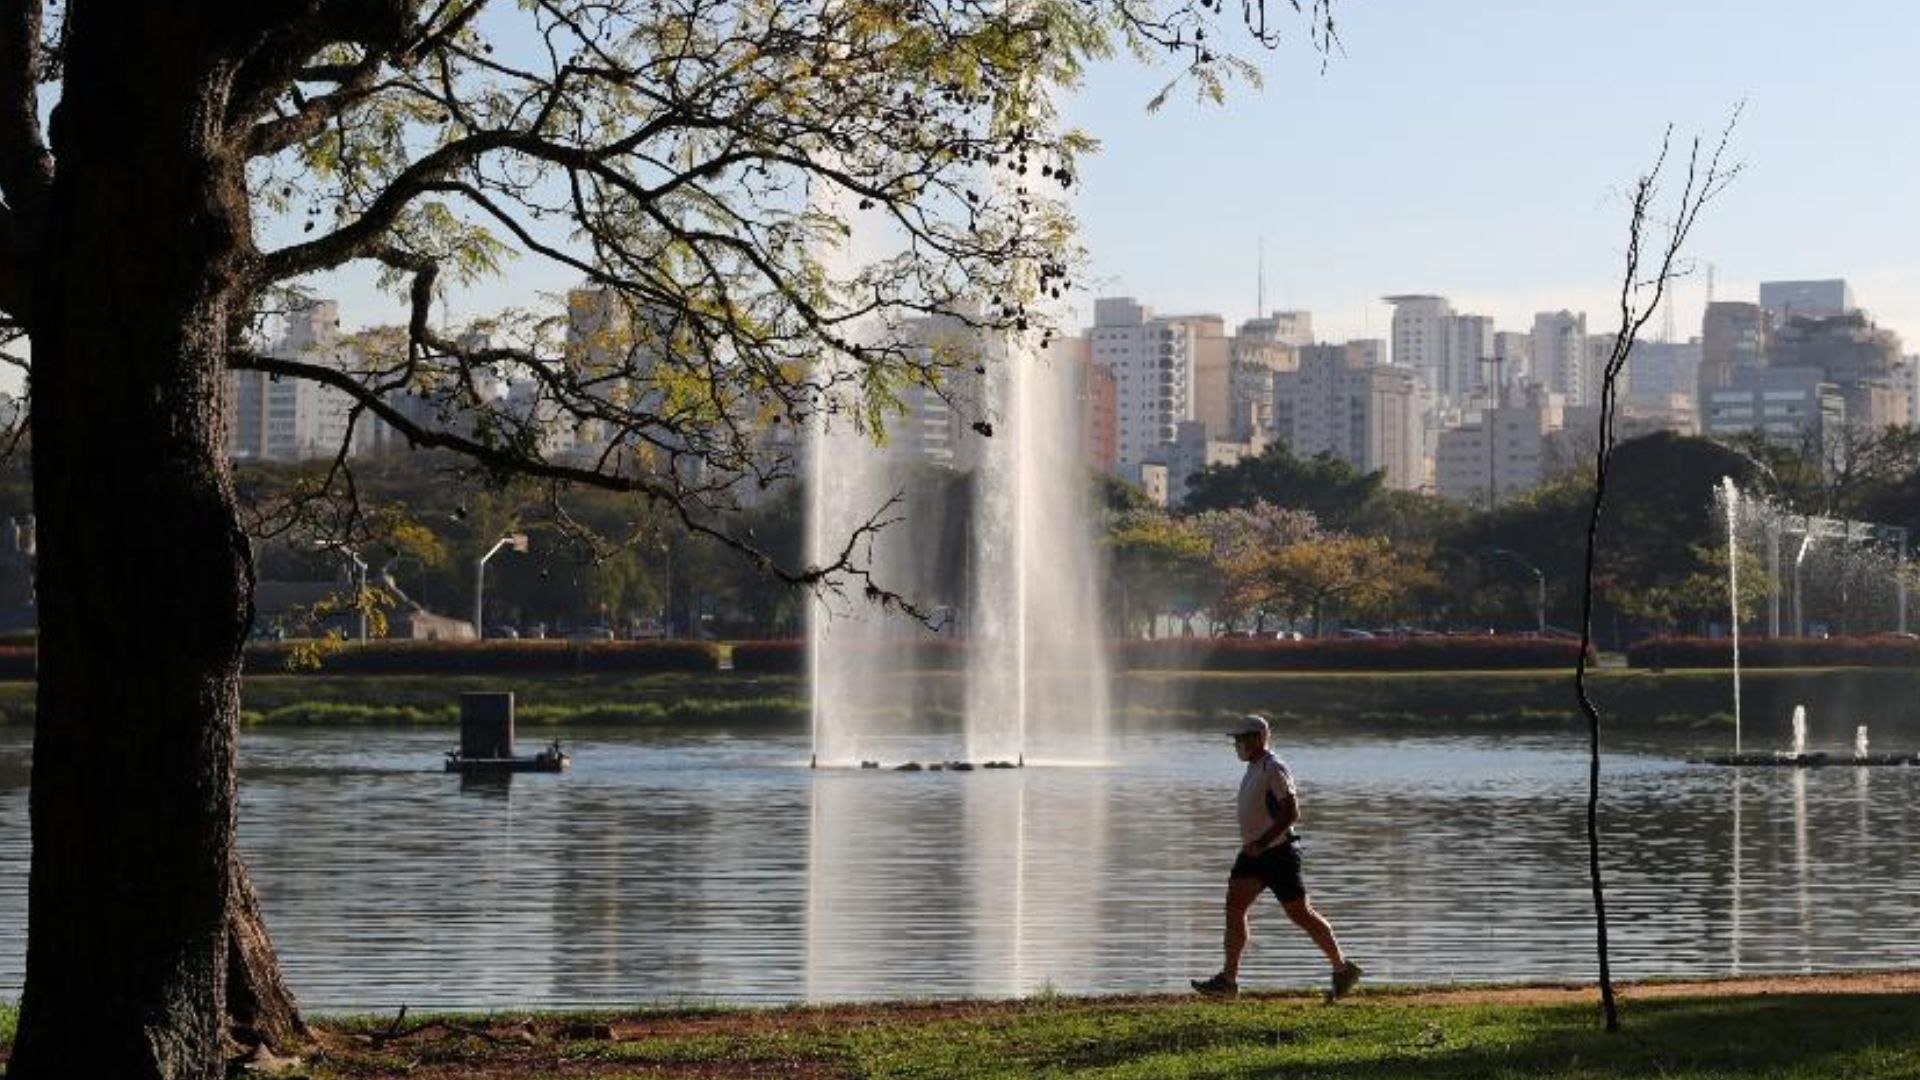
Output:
top-left (227, 349), bottom-right (839, 589)
top-left (240, 0), bottom-right (491, 157)
top-left (0, 0), bottom-right (53, 215)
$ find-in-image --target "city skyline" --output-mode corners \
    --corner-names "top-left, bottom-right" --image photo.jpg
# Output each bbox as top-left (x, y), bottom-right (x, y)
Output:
top-left (260, 2), bottom-right (1920, 369)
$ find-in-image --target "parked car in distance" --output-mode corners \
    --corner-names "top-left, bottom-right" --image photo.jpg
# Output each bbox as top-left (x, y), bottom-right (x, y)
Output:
top-left (565, 626), bottom-right (615, 641)
top-left (1336, 628), bottom-right (1376, 640)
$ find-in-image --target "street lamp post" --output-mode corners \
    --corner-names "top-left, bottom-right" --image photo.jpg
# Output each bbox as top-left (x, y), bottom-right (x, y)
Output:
top-left (1491, 548), bottom-right (1546, 635)
top-left (316, 541), bottom-right (369, 641)
top-left (346, 549), bottom-right (368, 642)
top-left (473, 533), bottom-right (529, 639)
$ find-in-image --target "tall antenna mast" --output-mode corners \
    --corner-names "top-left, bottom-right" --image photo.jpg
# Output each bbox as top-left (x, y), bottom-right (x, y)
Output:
top-left (1256, 236), bottom-right (1266, 318)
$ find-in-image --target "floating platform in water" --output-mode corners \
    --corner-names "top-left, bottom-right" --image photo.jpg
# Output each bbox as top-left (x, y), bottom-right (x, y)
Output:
top-left (446, 692), bottom-right (569, 774)
top-left (1690, 752), bottom-right (1919, 768)
top-left (445, 744), bottom-right (570, 774)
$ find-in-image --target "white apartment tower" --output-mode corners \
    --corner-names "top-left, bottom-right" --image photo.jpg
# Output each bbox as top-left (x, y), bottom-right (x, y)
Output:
top-left (1386, 294), bottom-right (1492, 403)
top-left (229, 299), bottom-right (362, 462)
top-left (1531, 310), bottom-right (1590, 405)
top-left (1386, 294), bottom-right (1452, 392)
top-left (1090, 297), bottom-right (1208, 471)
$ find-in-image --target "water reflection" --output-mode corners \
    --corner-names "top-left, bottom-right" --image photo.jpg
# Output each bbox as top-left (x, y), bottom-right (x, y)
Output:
top-left (0, 727), bottom-right (1915, 1009)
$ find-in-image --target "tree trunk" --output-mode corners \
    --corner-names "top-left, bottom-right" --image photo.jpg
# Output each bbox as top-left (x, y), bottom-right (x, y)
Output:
top-left (8, 9), bottom-right (288, 1078)
top-left (225, 858), bottom-right (310, 1054)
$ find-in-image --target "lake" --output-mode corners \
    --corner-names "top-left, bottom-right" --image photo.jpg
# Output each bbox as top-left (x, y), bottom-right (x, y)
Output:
top-left (0, 716), bottom-right (1915, 1010)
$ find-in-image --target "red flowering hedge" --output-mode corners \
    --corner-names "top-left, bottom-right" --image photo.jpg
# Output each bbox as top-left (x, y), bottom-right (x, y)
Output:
top-left (730, 639), bottom-right (970, 674)
top-left (242, 639), bottom-right (720, 675)
top-left (730, 636), bottom-right (1590, 674)
top-left (1115, 637), bottom-right (1591, 672)
top-left (1626, 636), bottom-right (1920, 669)
top-left (0, 645), bottom-right (33, 680)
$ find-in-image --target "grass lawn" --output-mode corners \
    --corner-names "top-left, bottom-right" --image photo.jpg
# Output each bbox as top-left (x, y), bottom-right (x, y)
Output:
top-left (179, 977), bottom-right (1920, 1078)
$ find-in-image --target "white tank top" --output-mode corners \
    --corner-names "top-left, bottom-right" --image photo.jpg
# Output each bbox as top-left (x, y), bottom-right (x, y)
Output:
top-left (1236, 751), bottom-right (1297, 848)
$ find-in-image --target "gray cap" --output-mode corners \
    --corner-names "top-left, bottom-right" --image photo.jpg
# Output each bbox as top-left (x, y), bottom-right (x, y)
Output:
top-left (1229, 715), bottom-right (1270, 739)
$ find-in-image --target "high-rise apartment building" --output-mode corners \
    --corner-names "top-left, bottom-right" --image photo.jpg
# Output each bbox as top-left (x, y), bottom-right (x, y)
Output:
top-left (1273, 343), bottom-right (1424, 490)
top-left (1700, 365), bottom-right (1843, 445)
top-left (1078, 342), bottom-right (1118, 474)
top-left (1386, 294), bottom-right (1450, 388)
top-left (1530, 310), bottom-right (1589, 405)
top-left (1089, 297), bottom-right (1207, 471)
top-left (1698, 301), bottom-right (1767, 399)
top-left (1387, 295), bottom-right (1495, 403)
top-left (1493, 331), bottom-right (1532, 387)
top-left (1227, 313), bottom-right (1305, 441)
top-left (1183, 314), bottom-right (1233, 442)
top-left (1768, 311), bottom-right (1909, 430)
top-left (1627, 339), bottom-right (1703, 405)
top-left (229, 299), bottom-right (362, 462)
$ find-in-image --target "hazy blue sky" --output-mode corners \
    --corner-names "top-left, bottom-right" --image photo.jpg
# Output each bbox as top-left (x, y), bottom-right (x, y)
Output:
top-left (311, 1), bottom-right (1920, 351)
top-left (1063, 0), bottom-right (1920, 345)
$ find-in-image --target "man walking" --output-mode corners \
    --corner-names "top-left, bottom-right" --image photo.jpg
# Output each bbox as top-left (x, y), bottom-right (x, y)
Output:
top-left (1191, 715), bottom-right (1362, 999)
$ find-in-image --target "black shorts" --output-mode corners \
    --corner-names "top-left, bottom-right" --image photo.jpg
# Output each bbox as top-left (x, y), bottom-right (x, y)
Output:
top-left (1230, 841), bottom-right (1306, 903)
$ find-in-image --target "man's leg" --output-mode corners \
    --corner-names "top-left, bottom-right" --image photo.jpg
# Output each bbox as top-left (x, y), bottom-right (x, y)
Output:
top-left (1284, 896), bottom-right (1363, 998)
top-left (1281, 897), bottom-right (1346, 969)
top-left (1194, 875), bottom-right (1264, 994)
top-left (1221, 875), bottom-right (1265, 980)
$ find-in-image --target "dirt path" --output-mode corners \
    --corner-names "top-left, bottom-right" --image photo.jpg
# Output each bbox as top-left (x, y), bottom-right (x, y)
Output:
top-left (1359, 969), bottom-right (1920, 1007)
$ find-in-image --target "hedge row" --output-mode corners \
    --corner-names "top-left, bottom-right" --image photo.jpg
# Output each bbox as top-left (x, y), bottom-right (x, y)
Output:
top-left (243, 639), bottom-right (720, 675)
top-left (1114, 637), bottom-right (1592, 672)
top-left (731, 639), bottom-right (968, 674)
top-left (0, 645), bottom-right (32, 680)
top-left (732, 637), bottom-right (1591, 674)
top-left (1625, 636), bottom-right (1920, 669)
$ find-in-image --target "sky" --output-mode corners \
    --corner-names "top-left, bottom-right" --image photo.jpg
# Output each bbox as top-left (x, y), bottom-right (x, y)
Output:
top-left (307, 0), bottom-right (1920, 353)
top-left (1060, 0), bottom-right (1920, 346)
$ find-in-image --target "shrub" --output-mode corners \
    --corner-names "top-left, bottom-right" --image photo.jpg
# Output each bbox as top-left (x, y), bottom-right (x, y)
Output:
top-left (731, 640), bottom-right (806, 674)
top-left (242, 639), bottom-right (720, 675)
top-left (1626, 635), bottom-right (1920, 669)
top-left (729, 639), bottom-right (969, 674)
top-left (1115, 636), bottom-right (1591, 672)
top-left (0, 645), bottom-right (33, 681)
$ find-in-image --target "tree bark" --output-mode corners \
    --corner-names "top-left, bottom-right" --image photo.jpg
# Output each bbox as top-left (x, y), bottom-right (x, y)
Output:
top-left (8, 7), bottom-right (284, 1078)
top-left (225, 858), bottom-right (310, 1055)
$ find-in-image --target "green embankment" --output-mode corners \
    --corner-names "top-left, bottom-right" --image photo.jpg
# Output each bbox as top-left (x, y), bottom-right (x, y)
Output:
top-left (0, 666), bottom-right (1904, 729)
top-left (265, 988), bottom-right (1920, 1078)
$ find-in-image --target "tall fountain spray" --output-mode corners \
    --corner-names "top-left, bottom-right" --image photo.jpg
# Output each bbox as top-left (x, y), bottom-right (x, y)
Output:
top-left (965, 335), bottom-right (1111, 765)
top-left (808, 324), bottom-right (1109, 766)
top-left (1789, 704), bottom-right (1808, 759)
top-left (1722, 477), bottom-right (1742, 754)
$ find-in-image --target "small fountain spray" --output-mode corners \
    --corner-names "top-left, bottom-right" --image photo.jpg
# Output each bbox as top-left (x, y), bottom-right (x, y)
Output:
top-left (1788, 704), bottom-right (1807, 760)
top-left (1855, 725), bottom-right (1870, 761)
top-left (1721, 477), bottom-right (1742, 754)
